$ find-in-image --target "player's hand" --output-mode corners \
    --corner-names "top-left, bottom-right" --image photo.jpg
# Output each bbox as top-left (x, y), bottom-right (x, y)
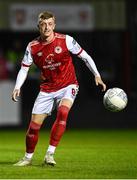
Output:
top-left (12, 89), bottom-right (20, 102)
top-left (95, 76), bottom-right (106, 92)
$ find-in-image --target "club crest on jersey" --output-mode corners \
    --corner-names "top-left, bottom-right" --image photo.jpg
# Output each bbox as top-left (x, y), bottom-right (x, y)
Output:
top-left (54, 46), bottom-right (62, 54)
top-left (37, 52), bottom-right (42, 56)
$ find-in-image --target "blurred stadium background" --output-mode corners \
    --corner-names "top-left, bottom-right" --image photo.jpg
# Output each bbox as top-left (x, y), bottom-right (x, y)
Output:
top-left (0, 0), bottom-right (137, 130)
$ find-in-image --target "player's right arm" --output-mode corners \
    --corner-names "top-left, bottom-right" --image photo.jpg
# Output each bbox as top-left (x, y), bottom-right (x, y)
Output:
top-left (12, 44), bottom-right (33, 102)
top-left (12, 66), bottom-right (30, 102)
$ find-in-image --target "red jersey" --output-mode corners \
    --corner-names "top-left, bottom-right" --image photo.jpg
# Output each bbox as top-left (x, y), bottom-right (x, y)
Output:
top-left (22, 33), bottom-right (83, 92)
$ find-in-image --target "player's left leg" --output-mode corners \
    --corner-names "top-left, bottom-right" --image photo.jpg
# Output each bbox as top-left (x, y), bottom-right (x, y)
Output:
top-left (44, 99), bottom-right (71, 166)
top-left (44, 84), bottom-right (79, 166)
top-left (49, 100), bottom-right (72, 146)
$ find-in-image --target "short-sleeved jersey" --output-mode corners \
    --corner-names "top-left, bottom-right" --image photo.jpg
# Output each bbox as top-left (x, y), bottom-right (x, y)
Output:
top-left (22, 32), bottom-right (83, 92)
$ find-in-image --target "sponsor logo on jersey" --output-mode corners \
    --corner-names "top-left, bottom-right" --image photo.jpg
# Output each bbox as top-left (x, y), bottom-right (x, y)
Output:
top-left (54, 46), bottom-right (62, 54)
top-left (43, 54), bottom-right (61, 70)
top-left (45, 54), bottom-right (54, 64)
top-left (43, 62), bottom-right (61, 70)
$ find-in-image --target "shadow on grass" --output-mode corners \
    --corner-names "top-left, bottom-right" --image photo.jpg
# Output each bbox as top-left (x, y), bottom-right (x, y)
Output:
top-left (0, 161), bottom-right (14, 165)
top-left (32, 163), bottom-right (56, 169)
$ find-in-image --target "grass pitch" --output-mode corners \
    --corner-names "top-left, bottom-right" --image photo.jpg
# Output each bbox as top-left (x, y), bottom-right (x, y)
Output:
top-left (0, 129), bottom-right (137, 179)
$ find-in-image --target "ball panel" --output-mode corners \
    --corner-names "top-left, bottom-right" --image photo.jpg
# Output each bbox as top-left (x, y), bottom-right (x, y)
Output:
top-left (110, 96), bottom-right (126, 108)
top-left (103, 87), bottom-right (128, 112)
top-left (103, 96), bottom-right (121, 112)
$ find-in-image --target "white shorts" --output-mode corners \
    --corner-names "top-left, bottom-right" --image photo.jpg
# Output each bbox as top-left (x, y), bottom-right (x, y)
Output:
top-left (32, 84), bottom-right (79, 115)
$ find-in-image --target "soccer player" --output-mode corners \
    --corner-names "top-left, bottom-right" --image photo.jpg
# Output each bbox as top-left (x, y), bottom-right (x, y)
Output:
top-left (12, 11), bottom-right (106, 166)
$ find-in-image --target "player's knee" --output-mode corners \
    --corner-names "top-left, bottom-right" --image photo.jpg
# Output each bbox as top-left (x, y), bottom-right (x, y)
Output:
top-left (58, 120), bottom-right (67, 128)
top-left (57, 105), bottom-right (70, 121)
top-left (27, 121), bottom-right (41, 135)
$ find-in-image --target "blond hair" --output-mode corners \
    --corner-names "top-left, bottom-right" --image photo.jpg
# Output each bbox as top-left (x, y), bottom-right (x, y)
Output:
top-left (38, 11), bottom-right (55, 23)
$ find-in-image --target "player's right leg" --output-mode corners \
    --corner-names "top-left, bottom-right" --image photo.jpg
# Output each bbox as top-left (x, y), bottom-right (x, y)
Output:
top-left (13, 157), bottom-right (32, 166)
top-left (14, 114), bottom-right (47, 166)
top-left (13, 91), bottom-right (54, 166)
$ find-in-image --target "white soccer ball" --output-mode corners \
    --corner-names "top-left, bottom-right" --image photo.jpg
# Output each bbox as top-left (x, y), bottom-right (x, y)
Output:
top-left (103, 87), bottom-right (128, 112)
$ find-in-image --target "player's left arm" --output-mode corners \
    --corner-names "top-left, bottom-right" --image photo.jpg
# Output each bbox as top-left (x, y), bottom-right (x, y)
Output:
top-left (66, 35), bottom-right (106, 91)
top-left (78, 50), bottom-right (106, 91)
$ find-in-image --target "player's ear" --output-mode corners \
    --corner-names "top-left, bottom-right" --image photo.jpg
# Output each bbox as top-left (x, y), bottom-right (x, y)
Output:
top-left (53, 23), bottom-right (56, 30)
top-left (37, 24), bottom-right (40, 29)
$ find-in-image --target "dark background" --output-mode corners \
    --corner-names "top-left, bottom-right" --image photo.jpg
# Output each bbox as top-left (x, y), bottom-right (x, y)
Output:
top-left (0, 0), bottom-right (137, 129)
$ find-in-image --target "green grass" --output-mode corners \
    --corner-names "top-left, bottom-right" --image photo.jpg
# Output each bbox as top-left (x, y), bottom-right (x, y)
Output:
top-left (0, 129), bottom-right (137, 179)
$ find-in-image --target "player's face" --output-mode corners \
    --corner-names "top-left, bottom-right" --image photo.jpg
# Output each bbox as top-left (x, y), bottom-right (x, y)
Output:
top-left (39, 18), bottom-right (55, 39)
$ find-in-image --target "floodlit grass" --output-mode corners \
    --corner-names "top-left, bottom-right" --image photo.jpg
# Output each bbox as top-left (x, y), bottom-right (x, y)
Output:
top-left (0, 129), bottom-right (137, 179)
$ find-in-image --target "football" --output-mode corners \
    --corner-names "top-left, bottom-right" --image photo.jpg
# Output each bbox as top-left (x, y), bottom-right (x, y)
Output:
top-left (103, 87), bottom-right (128, 112)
